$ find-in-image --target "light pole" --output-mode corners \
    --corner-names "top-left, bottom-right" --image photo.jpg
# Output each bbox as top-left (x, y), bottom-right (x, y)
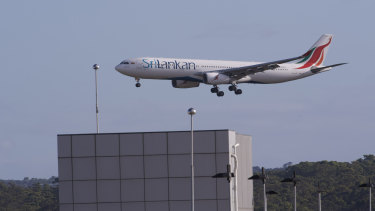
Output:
top-left (281, 171), bottom-right (299, 211)
top-left (249, 167), bottom-right (269, 211)
top-left (319, 191), bottom-right (321, 211)
top-left (317, 182), bottom-right (325, 211)
top-left (212, 165), bottom-right (236, 210)
top-left (359, 178), bottom-right (373, 211)
top-left (92, 64), bottom-right (99, 134)
top-left (187, 108), bottom-right (196, 211)
top-left (318, 183), bottom-right (322, 211)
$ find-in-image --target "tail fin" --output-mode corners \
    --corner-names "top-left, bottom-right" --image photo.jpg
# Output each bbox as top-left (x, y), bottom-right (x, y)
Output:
top-left (296, 34), bottom-right (333, 69)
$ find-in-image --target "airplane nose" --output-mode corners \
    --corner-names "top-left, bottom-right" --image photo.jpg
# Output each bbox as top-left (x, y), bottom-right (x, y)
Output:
top-left (115, 64), bottom-right (121, 72)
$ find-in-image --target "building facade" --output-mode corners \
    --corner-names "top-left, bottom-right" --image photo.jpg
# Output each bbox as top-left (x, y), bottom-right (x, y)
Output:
top-left (58, 130), bottom-right (253, 211)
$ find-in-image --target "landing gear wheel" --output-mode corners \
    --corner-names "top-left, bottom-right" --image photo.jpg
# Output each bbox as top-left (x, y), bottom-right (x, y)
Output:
top-left (228, 84), bottom-right (237, 91)
top-left (211, 87), bottom-right (218, 93)
top-left (235, 89), bottom-right (242, 95)
top-left (217, 91), bottom-right (224, 97)
top-left (135, 82), bottom-right (141, 87)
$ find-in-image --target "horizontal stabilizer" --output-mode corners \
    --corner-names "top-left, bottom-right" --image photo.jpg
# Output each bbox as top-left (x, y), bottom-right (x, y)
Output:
top-left (311, 63), bottom-right (347, 73)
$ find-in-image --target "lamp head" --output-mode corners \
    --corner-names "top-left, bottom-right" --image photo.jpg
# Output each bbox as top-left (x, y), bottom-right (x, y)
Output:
top-left (93, 64), bottom-right (100, 70)
top-left (187, 108), bottom-right (197, 115)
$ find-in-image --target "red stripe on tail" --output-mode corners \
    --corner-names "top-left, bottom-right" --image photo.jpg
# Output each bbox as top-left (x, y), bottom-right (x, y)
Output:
top-left (315, 51), bottom-right (325, 66)
top-left (297, 37), bottom-right (332, 69)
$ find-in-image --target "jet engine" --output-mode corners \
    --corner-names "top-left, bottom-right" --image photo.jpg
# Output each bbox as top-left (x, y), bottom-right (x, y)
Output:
top-left (172, 80), bottom-right (200, 88)
top-left (204, 72), bottom-right (231, 85)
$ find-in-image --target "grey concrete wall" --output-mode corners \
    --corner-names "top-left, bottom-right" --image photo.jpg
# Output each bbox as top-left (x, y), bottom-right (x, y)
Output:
top-left (58, 130), bottom-right (253, 211)
top-left (235, 134), bottom-right (253, 211)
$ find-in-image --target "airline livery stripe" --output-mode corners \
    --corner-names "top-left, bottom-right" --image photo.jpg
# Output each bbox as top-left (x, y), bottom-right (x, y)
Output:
top-left (315, 50), bottom-right (325, 66)
top-left (297, 37), bottom-right (332, 69)
top-left (297, 48), bottom-right (315, 64)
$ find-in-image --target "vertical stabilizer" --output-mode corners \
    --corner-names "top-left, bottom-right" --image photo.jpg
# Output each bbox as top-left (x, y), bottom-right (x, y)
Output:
top-left (296, 34), bottom-right (333, 69)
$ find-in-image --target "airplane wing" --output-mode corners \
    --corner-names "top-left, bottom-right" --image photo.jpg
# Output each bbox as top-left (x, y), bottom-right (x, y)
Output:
top-left (206, 55), bottom-right (304, 80)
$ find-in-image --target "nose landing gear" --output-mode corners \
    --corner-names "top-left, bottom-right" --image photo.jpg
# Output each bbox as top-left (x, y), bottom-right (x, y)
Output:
top-left (135, 78), bottom-right (141, 87)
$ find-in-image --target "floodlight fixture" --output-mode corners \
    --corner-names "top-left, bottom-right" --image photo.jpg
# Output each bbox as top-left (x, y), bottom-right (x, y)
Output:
top-left (249, 167), bottom-right (270, 211)
top-left (316, 182), bottom-right (327, 211)
top-left (281, 171), bottom-right (299, 211)
top-left (93, 64), bottom-right (99, 70)
top-left (187, 108), bottom-right (196, 115)
top-left (212, 164), bottom-right (235, 183)
top-left (266, 191), bottom-right (278, 195)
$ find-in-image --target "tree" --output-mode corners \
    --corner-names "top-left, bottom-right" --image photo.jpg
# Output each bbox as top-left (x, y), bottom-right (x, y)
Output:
top-left (253, 155), bottom-right (375, 211)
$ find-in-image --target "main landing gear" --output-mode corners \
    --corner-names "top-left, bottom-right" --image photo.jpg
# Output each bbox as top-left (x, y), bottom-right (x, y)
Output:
top-left (135, 78), bottom-right (141, 87)
top-left (228, 84), bottom-right (242, 95)
top-left (210, 85), bottom-right (224, 97)
top-left (210, 85), bottom-right (243, 97)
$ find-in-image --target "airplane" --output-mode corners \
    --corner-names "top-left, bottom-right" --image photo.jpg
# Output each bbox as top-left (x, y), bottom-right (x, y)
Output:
top-left (115, 34), bottom-right (346, 97)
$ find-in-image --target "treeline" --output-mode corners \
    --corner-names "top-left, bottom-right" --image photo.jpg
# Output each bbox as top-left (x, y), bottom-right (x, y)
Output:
top-left (0, 182), bottom-right (58, 211)
top-left (1, 155), bottom-right (374, 210)
top-left (0, 176), bottom-right (58, 188)
top-left (253, 155), bottom-right (375, 211)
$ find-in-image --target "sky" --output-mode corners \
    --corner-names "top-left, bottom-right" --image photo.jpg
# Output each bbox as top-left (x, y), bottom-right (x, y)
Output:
top-left (0, 0), bottom-right (374, 179)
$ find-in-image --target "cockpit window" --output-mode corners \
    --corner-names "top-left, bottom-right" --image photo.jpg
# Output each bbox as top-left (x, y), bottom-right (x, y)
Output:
top-left (121, 61), bottom-right (129, 64)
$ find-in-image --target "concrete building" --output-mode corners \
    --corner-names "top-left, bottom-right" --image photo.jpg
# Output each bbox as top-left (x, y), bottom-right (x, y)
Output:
top-left (58, 130), bottom-right (253, 211)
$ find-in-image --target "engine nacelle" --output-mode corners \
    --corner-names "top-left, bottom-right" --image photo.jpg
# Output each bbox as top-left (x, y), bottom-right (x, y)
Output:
top-left (204, 72), bottom-right (231, 85)
top-left (172, 80), bottom-right (200, 88)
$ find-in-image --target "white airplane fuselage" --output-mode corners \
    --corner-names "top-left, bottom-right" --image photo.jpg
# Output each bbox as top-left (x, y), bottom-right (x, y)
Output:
top-left (115, 34), bottom-right (344, 96)
top-left (115, 57), bottom-right (316, 85)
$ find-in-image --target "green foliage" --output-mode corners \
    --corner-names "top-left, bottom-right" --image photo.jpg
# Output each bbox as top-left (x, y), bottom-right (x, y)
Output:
top-left (0, 181), bottom-right (58, 211)
top-left (1, 155), bottom-right (374, 210)
top-left (253, 155), bottom-right (375, 211)
top-left (0, 176), bottom-right (58, 188)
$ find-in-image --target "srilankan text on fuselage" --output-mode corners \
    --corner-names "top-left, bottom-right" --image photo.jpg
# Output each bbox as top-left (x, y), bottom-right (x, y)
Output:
top-left (142, 58), bottom-right (196, 70)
